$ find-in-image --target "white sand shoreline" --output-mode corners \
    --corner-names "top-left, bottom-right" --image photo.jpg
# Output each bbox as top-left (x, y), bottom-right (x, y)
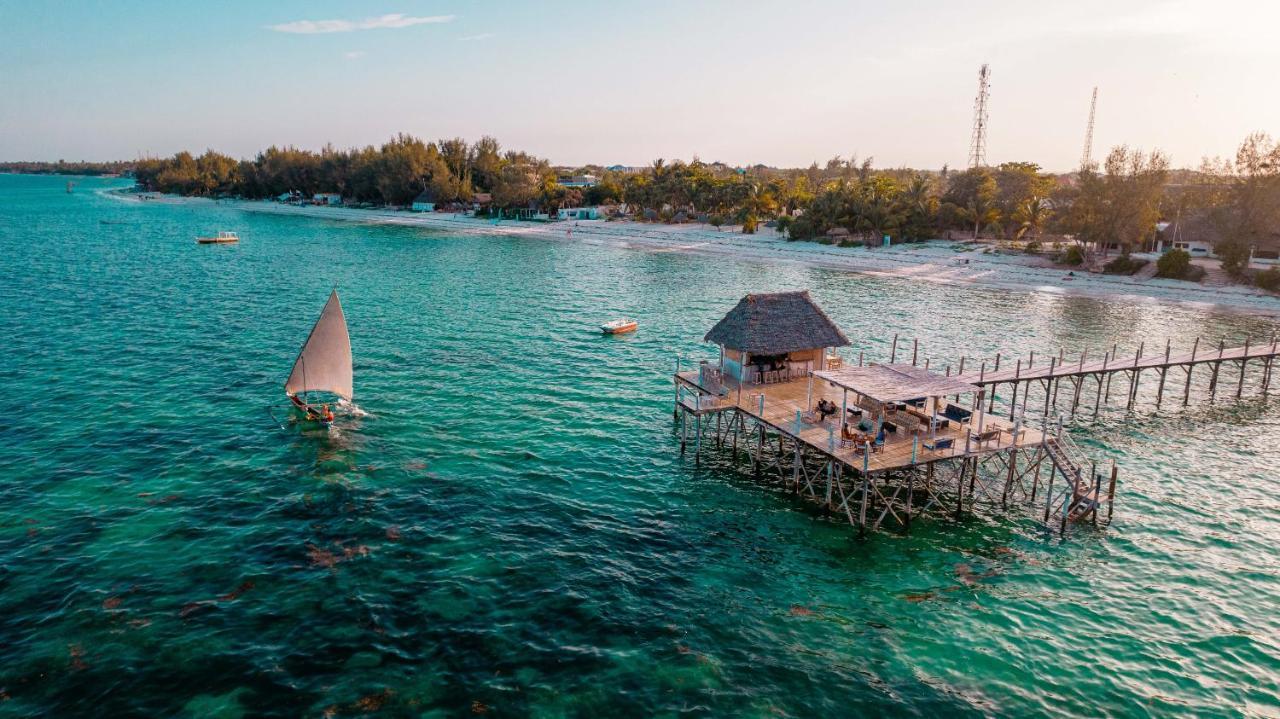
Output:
top-left (137, 193), bottom-right (1280, 319)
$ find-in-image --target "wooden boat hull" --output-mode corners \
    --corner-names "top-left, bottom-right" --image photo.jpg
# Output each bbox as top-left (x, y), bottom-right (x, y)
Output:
top-left (289, 394), bottom-right (334, 426)
top-left (197, 238), bottom-right (238, 244)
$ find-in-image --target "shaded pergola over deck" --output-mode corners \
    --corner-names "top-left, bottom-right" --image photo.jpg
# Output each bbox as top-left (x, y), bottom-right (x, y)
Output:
top-left (675, 366), bottom-right (1044, 474)
top-left (813, 363), bottom-right (977, 406)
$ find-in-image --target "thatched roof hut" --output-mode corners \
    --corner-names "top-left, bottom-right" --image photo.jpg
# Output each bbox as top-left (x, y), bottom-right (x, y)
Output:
top-left (705, 291), bottom-right (850, 355)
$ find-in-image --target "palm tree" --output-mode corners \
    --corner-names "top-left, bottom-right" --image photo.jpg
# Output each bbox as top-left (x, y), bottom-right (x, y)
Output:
top-left (962, 194), bottom-right (999, 239)
top-left (901, 174), bottom-right (937, 241)
top-left (1014, 196), bottom-right (1052, 241)
top-left (855, 177), bottom-right (904, 245)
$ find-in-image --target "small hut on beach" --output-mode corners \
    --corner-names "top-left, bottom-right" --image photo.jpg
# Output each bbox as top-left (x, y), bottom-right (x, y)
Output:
top-left (705, 291), bottom-right (850, 384)
top-left (825, 227), bottom-right (851, 243)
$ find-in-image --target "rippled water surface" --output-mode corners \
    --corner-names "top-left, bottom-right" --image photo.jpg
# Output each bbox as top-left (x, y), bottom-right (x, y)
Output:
top-left (2, 174), bottom-right (1279, 717)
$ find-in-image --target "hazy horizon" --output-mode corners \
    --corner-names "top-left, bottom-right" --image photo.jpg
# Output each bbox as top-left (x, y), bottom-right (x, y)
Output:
top-left (3, 0), bottom-right (1277, 171)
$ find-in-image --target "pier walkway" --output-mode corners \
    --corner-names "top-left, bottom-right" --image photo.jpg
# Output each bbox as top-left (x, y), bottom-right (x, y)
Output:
top-left (954, 336), bottom-right (1280, 418)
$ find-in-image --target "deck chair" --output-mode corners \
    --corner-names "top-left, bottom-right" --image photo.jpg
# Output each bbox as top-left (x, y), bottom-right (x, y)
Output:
top-left (970, 429), bottom-right (1001, 448)
top-left (922, 437), bottom-right (954, 452)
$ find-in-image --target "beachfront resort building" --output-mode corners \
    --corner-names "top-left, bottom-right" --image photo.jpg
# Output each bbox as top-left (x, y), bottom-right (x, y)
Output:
top-left (411, 191), bottom-right (436, 212)
top-left (1157, 215), bottom-right (1280, 262)
top-left (313, 193), bottom-right (342, 206)
top-left (557, 206), bottom-right (604, 221)
top-left (557, 174), bottom-right (599, 188)
top-left (1156, 220), bottom-right (1215, 257)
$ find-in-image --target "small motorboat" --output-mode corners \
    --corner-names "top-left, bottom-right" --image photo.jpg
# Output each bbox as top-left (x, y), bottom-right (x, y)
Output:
top-left (197, 231), bottom-right (240, 244)
top-left (601, 319), bottom-right (638, 335)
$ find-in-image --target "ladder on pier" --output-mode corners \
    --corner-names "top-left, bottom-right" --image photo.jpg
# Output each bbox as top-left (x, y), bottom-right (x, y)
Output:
top-left (1044, 432), bottom-right (1104, 522)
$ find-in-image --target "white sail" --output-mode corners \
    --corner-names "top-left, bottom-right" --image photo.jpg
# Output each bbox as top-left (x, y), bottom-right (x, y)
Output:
top-left (285, 290), bottom-right (353, 401)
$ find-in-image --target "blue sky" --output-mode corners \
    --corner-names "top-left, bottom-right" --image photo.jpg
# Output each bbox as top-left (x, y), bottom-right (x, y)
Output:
top-left (2, 0), bottom-right (1277, 170)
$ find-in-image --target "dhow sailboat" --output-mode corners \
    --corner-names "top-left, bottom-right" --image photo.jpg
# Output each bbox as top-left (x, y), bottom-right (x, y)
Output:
top-left (285, 290), bottom-right (353, 426)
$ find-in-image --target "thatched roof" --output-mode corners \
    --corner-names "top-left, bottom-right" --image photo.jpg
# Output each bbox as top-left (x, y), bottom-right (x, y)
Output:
top-left (704, 291), bottom-right (850, 354)
top-left (813, 364), bottom-right (978, 403)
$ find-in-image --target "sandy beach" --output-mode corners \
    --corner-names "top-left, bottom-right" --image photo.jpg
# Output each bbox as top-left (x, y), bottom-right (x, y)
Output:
top-left (133, 193), bottom-right (1280, 318)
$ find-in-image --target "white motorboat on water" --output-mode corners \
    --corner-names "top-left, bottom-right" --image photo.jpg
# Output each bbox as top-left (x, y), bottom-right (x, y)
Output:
top-left (197, 231), bottom-right (239, 244)
top-left (601, 319), bottom-right (638, 335)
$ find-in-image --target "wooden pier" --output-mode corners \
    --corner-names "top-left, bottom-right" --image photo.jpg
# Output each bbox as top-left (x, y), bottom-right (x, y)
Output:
top-left (674, 367), bottom-right (1109, 537)
top-left (958, 335), bottom-right (1280, 421)
top-left (672, 292), bottom-right (1115, 538)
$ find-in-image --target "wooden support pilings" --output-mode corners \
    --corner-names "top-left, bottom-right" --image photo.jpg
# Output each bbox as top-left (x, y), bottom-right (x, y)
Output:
top-left (1237, 336), bottom-right (1250, 399)
top-left (696, 409), bottom-right (706, 465)
top-left (1009, 358), bottom-right (1022, 420)
top-left (1107, 463), bottom-right (1118, 521)
top-left (972, 334), bottom-right (1279, 423)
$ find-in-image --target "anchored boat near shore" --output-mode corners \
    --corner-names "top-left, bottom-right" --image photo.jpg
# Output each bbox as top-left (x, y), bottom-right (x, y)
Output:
top-left (601, 318), bottom-right (638, 335)
top-left (197, 231), bottom-right (239, 244)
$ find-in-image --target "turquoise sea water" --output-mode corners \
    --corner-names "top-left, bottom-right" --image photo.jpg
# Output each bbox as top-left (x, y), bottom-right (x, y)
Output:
top-left (2, 173), bottom-right (1279, 717)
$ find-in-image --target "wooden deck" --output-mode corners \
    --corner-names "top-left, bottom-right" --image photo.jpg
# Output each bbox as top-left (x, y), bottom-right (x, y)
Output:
top-left (676, 371), bottom-right (1046, 474)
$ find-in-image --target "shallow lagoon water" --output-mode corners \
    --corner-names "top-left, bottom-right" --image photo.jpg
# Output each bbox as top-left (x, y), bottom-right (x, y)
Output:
top-left (1, 174), bottom-right (1279, 717)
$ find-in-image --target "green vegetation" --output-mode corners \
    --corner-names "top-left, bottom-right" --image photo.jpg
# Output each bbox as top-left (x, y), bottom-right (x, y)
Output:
top-left (1156, 249), bottom-right (1192, 279)
top-left (1167, 132), bottom-right (1280, 279)
top-left (1256, 267), bottom-right (1280, 292)
top-left (1024, 240), bottom-right (1041, 254)
top-left (132, 135), bottom-right (556, 209)
top-left (9, 130), bottom-right (1279, 261)
top-left (1057, 147), bottom-right (1168, 255)
top-left (1216, 238), bottom-right (1252, 278)
top-left (1058, 245), bottom-right (1085, 266)
top-left (1102, 255), bottom-right (1148, 275)
top-left (0, 160), bottom-right (132, 176)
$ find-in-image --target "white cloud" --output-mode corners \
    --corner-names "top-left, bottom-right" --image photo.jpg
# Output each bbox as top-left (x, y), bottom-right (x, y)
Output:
top-left (343, 51), bottom-right (366, 59)
top-left (269, 13), bottom-right (455, 34)
top-left (458, 32), bottom-right (495, 42)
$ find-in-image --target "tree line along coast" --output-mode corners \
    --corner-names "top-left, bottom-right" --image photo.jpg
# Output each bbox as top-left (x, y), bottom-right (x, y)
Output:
top-left (5, 130), bottom-right (1278, 291)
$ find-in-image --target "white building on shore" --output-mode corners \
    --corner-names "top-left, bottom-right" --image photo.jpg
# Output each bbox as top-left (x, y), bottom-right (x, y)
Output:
top-left (557, 206), bottom-right (603, 220)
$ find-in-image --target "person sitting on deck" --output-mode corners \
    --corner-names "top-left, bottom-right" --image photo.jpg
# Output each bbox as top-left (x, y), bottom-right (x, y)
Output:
top-left (815, 398), bottom-right (838, 422)
top-left (304, 403), bottom-right (334, 423)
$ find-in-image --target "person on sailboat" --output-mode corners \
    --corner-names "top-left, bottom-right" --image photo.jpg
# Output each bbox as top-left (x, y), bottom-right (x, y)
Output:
top-left (285, 290), bottom-right (353, 426)
top-left (289, 395), bottom-right (334, 424)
